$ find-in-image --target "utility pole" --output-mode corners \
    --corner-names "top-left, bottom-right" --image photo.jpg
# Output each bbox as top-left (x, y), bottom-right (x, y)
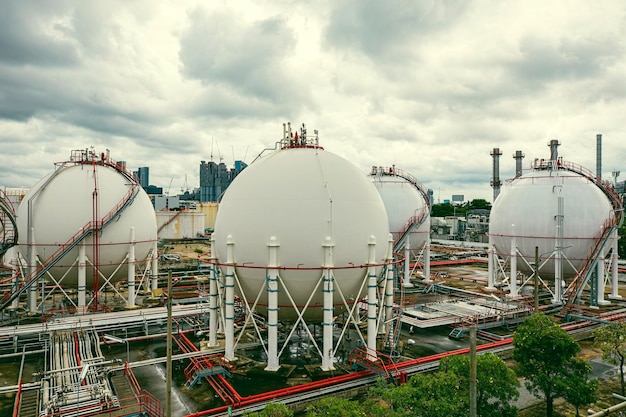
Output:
top-left (470, 325), bottom-right (477, 417)
top-left (166, 270), bottom-right (172, 417)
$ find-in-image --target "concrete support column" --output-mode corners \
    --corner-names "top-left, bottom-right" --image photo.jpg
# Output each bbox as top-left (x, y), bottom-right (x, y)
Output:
top-left (78, 243), bottom-right (87, 313)
top-left (28, 227), bottom-right (38, 314)
top-left (366, 236), bottom-right (378, 361)
top-left (403, 242), bottom-right (413, 288)
top-left (597, 246), bottom-right (609, 306)
top-left (127, 227), bottom-right (136, 308)
top-left (508, 225), bottom-right (518, 297)
top-left (384, 234), bottom-right (395, 330)
top-left (611, 229), bottom-right (621, 299)
top-left (321, 237), bottom-right (335, 371)
top-left (553, 193), bottom-right (564, 304)
top-left (265, 237), bottom-right (280, 371)
top-left (224, 235), bottom-right (236, 362)
top-left (423, 237), bottom-right (431, 282)
top-left (487, 234), bottom-right (496, 291)
top-left (208, 235), bottom-right (219, 346)
top-left (151, 239), bottom-right (159, 293)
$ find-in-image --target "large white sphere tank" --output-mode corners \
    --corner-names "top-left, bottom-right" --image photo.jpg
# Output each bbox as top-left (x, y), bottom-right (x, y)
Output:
top-left (16, 160), bottom-right (157, 287)
top-left (370, 167), bottom-right (430, 251)
top-left (489, 164), bottom-right (614, 278)
top-left (213, 139), bottom-right (390, 320)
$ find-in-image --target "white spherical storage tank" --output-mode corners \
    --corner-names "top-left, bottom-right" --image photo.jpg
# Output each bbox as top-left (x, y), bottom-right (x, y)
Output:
top-left (370, 167), bottom-right (430, 251)
top-left (489, 164), bottom-right (614, 278)
top-left (213, 142), bottom-right (390, 320)
top-left (16, 159), bottom-right (157, 287)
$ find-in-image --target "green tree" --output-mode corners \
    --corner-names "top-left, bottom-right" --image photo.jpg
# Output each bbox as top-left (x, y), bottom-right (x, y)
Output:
top-left (594, 322), bottom-right (626, 395)
top-left (244, 402), bottom-right (293, 417)
top-left (468, 199), bottom-right (491, 210)
top-left (370, 371), bottom-right (467, 417)
top-left (513, 314), bottom-right (586, 417)
top-left (563, 358), bottom-right (598, 417)
top-left (304, 396), bottom-right (367, 417)
top-left (440, 352), bottom-right (519, 417)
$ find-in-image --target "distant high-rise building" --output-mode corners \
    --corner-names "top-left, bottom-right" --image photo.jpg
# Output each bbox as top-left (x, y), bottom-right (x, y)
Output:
top-left (137, 167), bottom-right (150, 189)
top-left (199, 160), bottom-right (247, 202)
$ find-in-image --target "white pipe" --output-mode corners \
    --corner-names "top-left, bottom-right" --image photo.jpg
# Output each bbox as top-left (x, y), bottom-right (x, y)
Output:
top-left (28, 227), bottom-right (38, 314)
top-left (403, 242), bottom-right (412, 287)
top-left (553, 193), bottom-right (564, 304)
top-left (208, 235), bottom-right (219, 346)
top-left (224, 235), bottom-right (236, 361)
top-left (423, 236), bottom-right (431, 282)
top-left (384, 234), bottom-right (395, 331)
top-left (127, 227), bottom-right (136, 308)
top-left (321, 237), bottom-right (335, 371)
top-left (151, 239), bottom-right (158, 293)
top-left (366, 236), bottom-right (378, 361)
top-left (265, 236), bottom-right (280, 371)
top-left (598, 245), bottom-right (608, 305)
top-left (612, 229), bottom-right (621, 299)
top-left (78, 243), bottom-right (87, 313)
top-left (509, 225), bottom-right (518, 297)
top-left (487, 234), bottom-right (496, 290)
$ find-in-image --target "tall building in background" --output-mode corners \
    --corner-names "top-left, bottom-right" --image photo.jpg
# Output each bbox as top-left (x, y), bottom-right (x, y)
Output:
top-left (199, 160), bottom-right (247, 202)
top-left (137, 167), bottom-right (150, 189)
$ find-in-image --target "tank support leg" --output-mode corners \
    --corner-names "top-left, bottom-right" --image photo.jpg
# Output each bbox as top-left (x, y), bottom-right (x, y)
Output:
top-left (78, 243), bottom-right (87, 313)
top-left (127, 227), bottom-right (136, 308)
top-left (597, 246), bottom-right (609, 305)
top-left (366, 236), bottom-right (378, 361)
top-left (611, 229), bottom-right (621, 299)
top-left (208, 235), bottom-right (219, 346)
top-left (486, 235), bottom-right (496, 291)
top-left (224, 235), bottom-right (237, 362)
top-left (150, 240), bottom-right (158, 294)
top-left (508, 226), bottom-right (518, 298)
top-left (321, 237), bottom-right (335, 371)
top-left (403, 242), bottom-right (413, 288)
top-left (265, 237), bottom-right (280, 371)
top-left (384, 234), bottom-right (395, 334)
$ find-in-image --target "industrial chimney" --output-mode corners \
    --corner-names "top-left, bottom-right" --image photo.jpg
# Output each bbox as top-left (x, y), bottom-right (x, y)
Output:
top-left (596, 133), bottom-right (602, 180)
top-left (548, 139), bottom-right (560, 162)
top-left (490, 148), bottom-right (502, 201)
top-left (513, 150), bottom-right (525, 178)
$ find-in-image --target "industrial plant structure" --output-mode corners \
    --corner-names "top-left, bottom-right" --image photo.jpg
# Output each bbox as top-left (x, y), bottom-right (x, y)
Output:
top-left (2, 148), bottom-right (160, 315)
top-left (0, 130), bottom-right (624, 417)
top-left (488, 140), bottom-right (623, 307)
top-left (210, 123), bottom-right (395, 371)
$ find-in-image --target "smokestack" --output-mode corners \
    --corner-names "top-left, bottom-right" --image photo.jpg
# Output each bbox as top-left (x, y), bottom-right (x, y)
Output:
top-left (548, 139), bottom-right (560, 162)
top-left (490, 148), bottom-right (503, 202)
top-left (513, 150), bottom-right (525, 177)
top-left (596, 133), bottom-right (602, 180)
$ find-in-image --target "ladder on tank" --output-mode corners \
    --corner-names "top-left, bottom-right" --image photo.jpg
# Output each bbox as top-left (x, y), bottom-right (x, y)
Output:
top-left (382, 167), bottom-right (431, 253)
top-left (0, 189), bottom-right (18, 259)
top-left (0, 181), bottom-right (141, 312)
top-left (558, 160), bottom-right (624, 308)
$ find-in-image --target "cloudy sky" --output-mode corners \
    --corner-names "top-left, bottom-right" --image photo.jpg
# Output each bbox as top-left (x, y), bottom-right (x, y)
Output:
top-left (1, 0), bottom-right (625, 203)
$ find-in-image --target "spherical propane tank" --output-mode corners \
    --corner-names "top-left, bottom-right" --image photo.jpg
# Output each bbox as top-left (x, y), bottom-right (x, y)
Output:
top-left (213, 143), bottom-right (391, 320)
top-left (16, 161), bottom-right (157, 287)
top-left (370, 167), bottom-right (430, 251)
top-left (489, 165), bottom-right (614, 278)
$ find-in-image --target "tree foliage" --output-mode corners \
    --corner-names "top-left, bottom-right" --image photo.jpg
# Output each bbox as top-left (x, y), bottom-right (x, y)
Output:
top-left (563, 358), bottom-right (598, 417)
top-left (440, 352), bottom-right (519, 417)
top-left (594, 321), bottom-right (626, 395)
top-left (243, 402), bottom-right (293, 417)
top-left (513, 314), bottom-right (595, 417)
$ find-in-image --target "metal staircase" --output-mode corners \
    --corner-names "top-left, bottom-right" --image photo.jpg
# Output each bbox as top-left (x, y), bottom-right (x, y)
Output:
top-left (556, 160), bottom-right (624, 308)
top-left (0, 177), bottom-right (141, 312)
top-left (349, 346), bottom-right (407, 385)
top-left (0, 189), bottom-right (18, 259)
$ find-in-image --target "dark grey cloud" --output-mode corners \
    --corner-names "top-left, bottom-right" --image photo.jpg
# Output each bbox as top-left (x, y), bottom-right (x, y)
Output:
top-left (179, 8), bottom-right (313, 117)
top-left (325, 0), bottom-right (467, 61)
top-left (509, 35), bottom-right (624, 88)
top-left (0, 1), bottom-right (79, 67)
